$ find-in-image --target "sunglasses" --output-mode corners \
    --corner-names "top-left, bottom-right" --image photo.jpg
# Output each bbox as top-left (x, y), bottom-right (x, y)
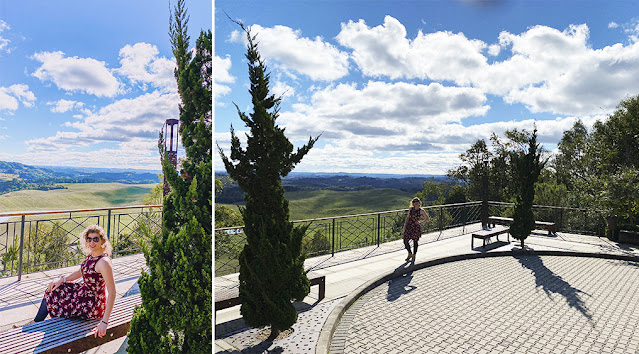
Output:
top-left (86, 236), bottom-right (101, 243)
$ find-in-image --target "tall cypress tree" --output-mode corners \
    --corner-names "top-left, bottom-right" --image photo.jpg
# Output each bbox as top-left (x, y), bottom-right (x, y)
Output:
top-left (511, 129), bottom-right (545, 248)
top-left (218, 24), bottom-right (319, 339)
top-left (127, 0), bottom-right (212, 352)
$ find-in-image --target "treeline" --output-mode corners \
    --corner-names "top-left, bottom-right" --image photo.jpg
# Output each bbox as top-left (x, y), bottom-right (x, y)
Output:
top-left (214, 174), bottom-right (439, 204)
top-left (441, 94), bottom-right (639, 234)
top-left (0, 179), bottom-right (67, 194)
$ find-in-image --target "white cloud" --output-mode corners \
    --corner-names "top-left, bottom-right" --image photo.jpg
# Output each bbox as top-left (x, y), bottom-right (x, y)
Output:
top-left (26, 90), bottom-right (179, 151)
top-left (0, 84), bottom-right (36, 111)
top-left (272, 81), bottom-right (295, 99)
top-left (32, 51), bottom-right (121, 97)
top-left (0, 20), bottom-right (10, 52)
top-left (214, 55), bottom-right (235, 100)
top-left (116, 43), bottom-right (176, 91)
top-left (487, 44), bottom-right (500, 56)
top-left (278, 81), bottom-right (489, 152)
top-left (47, 99), bottom-right (84, 113)
top-left (624, 19), bottom-right (639, 43)
top-left (609, 22), bottom-right (619, 29)
top-left (232, 24), bottom-right (350, 81)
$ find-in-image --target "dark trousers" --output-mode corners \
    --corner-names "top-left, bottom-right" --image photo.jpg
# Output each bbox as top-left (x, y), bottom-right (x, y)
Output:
top-left (34, 298), bottom-right (49, 322)
top-left (404, 238), bottom-right (418, 254)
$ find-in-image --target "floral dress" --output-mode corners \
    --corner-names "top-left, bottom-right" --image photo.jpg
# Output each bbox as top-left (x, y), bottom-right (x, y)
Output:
top-left (404, 208), bottom-right (422, 241)
top-left (44, 254), bottom-right (107, 319)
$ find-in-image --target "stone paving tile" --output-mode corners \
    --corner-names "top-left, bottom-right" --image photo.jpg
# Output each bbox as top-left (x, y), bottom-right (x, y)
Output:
top-left (216, 298), bottom-right (342, 353)
top-left (333, 255), bottom-right (639, 353)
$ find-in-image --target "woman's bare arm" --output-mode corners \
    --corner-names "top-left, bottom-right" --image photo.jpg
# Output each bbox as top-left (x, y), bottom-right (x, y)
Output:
top-left (96, 257), bottom-right (116, 323)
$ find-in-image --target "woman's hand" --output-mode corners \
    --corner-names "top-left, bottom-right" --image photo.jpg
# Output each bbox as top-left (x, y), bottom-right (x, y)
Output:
top-left (94, 321), bottom-right (108, 338)
top-left (46, 277), bottom-right (64, 292)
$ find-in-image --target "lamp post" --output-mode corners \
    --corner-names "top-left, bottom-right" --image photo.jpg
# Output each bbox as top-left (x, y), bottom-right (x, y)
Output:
top-left (163, 118), bottom-right (179, 196)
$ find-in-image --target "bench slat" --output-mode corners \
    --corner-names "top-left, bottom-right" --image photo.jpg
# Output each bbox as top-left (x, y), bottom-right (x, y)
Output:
top-left (0, 294), bottom-right (141, 354)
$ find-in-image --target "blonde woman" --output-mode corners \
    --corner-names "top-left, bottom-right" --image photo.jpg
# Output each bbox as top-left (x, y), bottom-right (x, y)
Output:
top-left (34, 225), bottom-right (116, 339)
top-left (402, 197), bottom-right (430, 262)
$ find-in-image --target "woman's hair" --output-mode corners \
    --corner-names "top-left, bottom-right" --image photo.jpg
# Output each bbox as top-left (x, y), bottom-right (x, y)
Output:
top-left (79, 225), bottom-right (113, 257)
top-left (410, 197), bottom-right (421, 208)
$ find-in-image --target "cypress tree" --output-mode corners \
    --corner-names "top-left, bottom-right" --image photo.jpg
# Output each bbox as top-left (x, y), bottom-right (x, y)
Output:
top-left (218, 23), bottom-right (319, 339)
top-left (511, 129), bottom-right (545, 248)
top-left (127, 0), bottom-right (212, 352)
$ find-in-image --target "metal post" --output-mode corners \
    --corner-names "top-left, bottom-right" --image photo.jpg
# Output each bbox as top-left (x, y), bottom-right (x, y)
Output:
top-left (439, 207), bottom-right (443, 232)
top-left (331, 219), bottom-right (335, 257)
top-left (377, 213), bottom-right (381, 247)
top-left (106, 210), bottom-right (112, 257)
top-left (17, 215), bottom-right (25, 281)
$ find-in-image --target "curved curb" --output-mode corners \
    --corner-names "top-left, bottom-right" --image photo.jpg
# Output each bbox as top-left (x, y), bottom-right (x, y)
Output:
top-left (315, 249), bottom-right (639, 354)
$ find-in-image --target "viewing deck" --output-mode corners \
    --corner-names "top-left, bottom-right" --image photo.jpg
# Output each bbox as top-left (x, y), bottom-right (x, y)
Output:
top-left (215, 223), bottom-right (639, 353)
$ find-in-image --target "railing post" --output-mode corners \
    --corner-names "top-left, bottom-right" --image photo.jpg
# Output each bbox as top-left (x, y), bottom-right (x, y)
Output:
top-left (17, 215), bottom-right (25, 281)
top-left (439, 206), bottom-right (443, 232)
top-left (377, 213), bottom-right (381, 247)
top-left (331, 219), bottom-right (335, 257)
top-left (106, 210), bottom-right (112, 257)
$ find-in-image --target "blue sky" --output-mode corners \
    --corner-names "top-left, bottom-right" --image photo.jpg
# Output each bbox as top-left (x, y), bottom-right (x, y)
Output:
top-left (0, 1), bottom-right (211, 170)
top-left (215, 0), bottom-right (639, 175)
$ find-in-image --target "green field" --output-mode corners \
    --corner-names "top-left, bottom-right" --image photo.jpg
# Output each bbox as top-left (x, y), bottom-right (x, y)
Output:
top-left (0, 182), bottom-right (157, 212)
top-left (219, 188), bottom-right (414, 222)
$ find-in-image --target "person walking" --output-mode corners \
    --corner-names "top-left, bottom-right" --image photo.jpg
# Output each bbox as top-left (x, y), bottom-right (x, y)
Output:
top-left (403, 197), bottom-right (430, 262)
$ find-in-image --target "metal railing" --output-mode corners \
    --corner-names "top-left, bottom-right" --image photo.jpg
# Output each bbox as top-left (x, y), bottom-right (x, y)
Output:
top-left (215, 201), bottom-right (611, 277)
top-left (215, 201), bottom-right (484, 276)
top-left (487, 201), bottom-right (608, 236)
top-left (0, 205), bottom-right (163, 280)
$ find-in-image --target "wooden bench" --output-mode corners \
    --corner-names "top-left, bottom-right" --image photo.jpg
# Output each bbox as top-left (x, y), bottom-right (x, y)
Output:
top-left (471, 226), bottom-right (510, 249)
top-left (215, 275), bottom-right (326, 311)
top-left (488, 216), bottom-right (556, 235)
top-left (0, 293), bottom-right (141, 354)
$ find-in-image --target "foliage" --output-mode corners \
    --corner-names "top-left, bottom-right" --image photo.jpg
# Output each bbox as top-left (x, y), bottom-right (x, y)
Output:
top-left (302, 230), bottom-right (332, 256)
top-left (142, 175), bottom-right (164, 205)
top-left (445, 185), bottom-right (467, 205)
top-left (218, 23), bottom-right (319, 335)
top-left (215, 177), bottom-right (242, 228)
top-left (127, 0), bottom-right (212, 352)
top-left (510, 129), bottom-right (546, 248)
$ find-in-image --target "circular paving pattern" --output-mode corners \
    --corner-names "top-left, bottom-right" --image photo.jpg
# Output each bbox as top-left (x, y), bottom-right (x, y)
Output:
top-left (332, 255), bottom-right (639, 353)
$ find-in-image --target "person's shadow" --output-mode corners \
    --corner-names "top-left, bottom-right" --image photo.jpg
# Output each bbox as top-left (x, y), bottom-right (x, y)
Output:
top-left (387, 262), bottom-right (416, 302)
top-left (515, 254), bottom-right (593, 323)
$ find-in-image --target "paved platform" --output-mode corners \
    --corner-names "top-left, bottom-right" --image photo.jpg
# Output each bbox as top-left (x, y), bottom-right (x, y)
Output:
top-left (214, 224), bottom-right (639, 353)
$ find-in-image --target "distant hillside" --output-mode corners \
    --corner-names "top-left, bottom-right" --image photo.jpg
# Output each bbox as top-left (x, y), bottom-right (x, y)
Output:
top-left (0, 160), bottom-right (161, 195)
top-left (215, 172), bottom-right (446, 204)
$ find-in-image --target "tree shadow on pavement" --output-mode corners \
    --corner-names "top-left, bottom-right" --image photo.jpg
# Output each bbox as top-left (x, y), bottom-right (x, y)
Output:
top-left (386, 262), bottom-right (416, 302)
top-left (515, 254), bottom-right (593, 323)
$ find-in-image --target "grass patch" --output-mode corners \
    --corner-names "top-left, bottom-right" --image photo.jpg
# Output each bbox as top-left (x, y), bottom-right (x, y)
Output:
top-left (0, 183), bottom-right (157, 212)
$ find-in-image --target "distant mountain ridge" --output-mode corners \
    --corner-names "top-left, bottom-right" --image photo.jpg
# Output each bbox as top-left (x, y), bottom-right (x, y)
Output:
top-left (0, 160), bottom-right (161, 195)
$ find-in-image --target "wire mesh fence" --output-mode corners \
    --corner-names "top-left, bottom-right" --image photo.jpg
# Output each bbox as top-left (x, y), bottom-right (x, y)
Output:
top-left (215, 202), bottom-right (485, 276)
top-left (0, 205), bottom-right (162, 280)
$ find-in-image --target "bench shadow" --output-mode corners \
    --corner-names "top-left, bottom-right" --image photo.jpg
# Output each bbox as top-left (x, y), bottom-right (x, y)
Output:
top-left (515, 254), bottom-right (593, 323)
top-left (473, 240), bottom-right (509, 252)
top-left (386, 262), bottom-right (416, 302)
top-left (219, 343), bottom-right (285, 353)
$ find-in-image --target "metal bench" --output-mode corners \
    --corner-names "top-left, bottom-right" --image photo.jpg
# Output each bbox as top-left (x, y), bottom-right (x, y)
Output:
top-left (0, 294), bottom-right (141, 354)
top-left (215, 275), bottom-right (326, 311)
top-left (488, 216), bottom-right (556, 235)
top-left (471, 226), bottom-right (510, 249)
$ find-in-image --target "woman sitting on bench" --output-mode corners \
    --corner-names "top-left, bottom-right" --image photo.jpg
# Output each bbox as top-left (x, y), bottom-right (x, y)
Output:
top-left (34, 225), bottom-right (117, 339)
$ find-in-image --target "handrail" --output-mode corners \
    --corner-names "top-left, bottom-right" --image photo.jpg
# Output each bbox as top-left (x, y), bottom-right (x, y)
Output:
top-left (487, 201), bottom-right (608, 213)
top-left (215, 201), bottom-right (483, 231)
top-left (0, 205), bottom-right (163, 218)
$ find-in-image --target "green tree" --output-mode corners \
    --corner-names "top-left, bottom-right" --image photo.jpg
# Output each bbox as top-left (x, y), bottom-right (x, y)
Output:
top-left (415, 178), bottom-right (444, 205)
top-left (215, 177), bottom-right (242, 228)
top-left (511, 129), bottom-right (546, 248)
top-left (127, 0), bottom-right (212, 352)
top-left (218, 24), bottom-right (319, 340)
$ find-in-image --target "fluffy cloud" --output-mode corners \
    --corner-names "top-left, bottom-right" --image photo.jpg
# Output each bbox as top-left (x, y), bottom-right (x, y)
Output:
top-left (0, 84), bottom-right (36, 111)
top-left (117, 43), bottom-right (176, 91)
top-left (214, 55), bottom-right (235, 99)
top-left (272, 80), bottom-right (295, 99)
top-left (32, 51), bottom-right (121, 97)
top-left (26, 90), bottom-right (179, 151)
top-left (231, 25), bottom-right (350, 81)
top-left (0, 20), bottom-right (10, 52)
top-left (47, 99), bottom-right (84, 113)
top-left (335, 17), bottom-right (639, 116)
top-left (278, 81), bottom-right (489, 152)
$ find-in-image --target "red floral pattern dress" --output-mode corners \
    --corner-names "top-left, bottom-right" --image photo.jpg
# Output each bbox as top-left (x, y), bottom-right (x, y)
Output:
top-left (404, 208), bottom-right (422, 241)
top-left (44, 254), bottom-right (107, 319)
